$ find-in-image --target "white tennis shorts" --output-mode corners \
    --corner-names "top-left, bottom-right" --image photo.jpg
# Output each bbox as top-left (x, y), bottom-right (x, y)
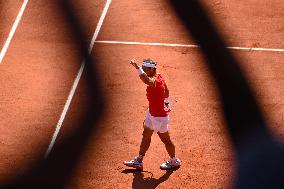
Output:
top-left (144, 110), bottom-right (170, 133)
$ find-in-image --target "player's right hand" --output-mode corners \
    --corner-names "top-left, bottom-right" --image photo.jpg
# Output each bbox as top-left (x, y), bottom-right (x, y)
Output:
top-left (130, 59), bottom-right (139, 69)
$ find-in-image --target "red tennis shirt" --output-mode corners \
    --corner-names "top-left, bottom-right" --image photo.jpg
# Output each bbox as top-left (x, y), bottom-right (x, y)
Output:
top-left (146, 74), bottom-right (168, 117)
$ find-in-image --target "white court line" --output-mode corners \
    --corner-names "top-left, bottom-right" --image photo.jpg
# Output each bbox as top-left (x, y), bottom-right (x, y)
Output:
top-left (45, 0), bottom-right (112, 158)
top-left (95, 40), bottom-right (284, 53)
top-left (0, 0), bottom-right (29, 64)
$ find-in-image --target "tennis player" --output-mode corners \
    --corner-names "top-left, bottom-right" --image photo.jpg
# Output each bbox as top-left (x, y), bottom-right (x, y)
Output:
top-left (123, 58), bottom-right (181, 170)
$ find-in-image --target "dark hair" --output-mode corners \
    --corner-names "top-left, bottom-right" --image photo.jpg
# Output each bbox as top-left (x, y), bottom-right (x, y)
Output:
top-left (143, 58), bottom-right (157, 66)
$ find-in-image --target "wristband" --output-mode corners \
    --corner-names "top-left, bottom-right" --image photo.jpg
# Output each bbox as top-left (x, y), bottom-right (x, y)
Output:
top-left (164, 98), bottom-right (169, 104)
top-left (137, 67), bottom-right (145, 75)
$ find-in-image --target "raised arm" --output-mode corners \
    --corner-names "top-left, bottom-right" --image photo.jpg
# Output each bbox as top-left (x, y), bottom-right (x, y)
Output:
top-left (130, 59), bottom-right (155, 86)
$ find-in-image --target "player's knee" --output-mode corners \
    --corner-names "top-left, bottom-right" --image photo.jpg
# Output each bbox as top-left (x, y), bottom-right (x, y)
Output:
top-left (142, 128), bottom-right (153, 139)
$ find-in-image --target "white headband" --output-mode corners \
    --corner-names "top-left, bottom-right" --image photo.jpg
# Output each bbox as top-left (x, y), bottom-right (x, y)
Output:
top-left (142, 61), bottom-right (156, 68)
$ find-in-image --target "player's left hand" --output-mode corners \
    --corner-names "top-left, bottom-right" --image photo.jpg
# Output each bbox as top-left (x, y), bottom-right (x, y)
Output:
top-left (166, 103), bottom-right (172, 112)
top-left (164, 100), bottom-right (172, 112)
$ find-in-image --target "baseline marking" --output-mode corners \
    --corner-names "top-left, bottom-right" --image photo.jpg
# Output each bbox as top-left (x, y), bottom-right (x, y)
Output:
top-left (95, 40), bottom-right (284, 53)
top-left (0, 0), bottom-right (29, 64)
top-left (45, 0), bottom-right (112, 158)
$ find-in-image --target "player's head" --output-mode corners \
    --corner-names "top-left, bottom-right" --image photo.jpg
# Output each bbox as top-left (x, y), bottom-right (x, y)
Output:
top-left (142, 58), bottom-right (157, 77)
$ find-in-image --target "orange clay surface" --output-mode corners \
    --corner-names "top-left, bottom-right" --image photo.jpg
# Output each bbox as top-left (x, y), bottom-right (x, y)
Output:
top-left (0, 0), bottom-right (283, 188)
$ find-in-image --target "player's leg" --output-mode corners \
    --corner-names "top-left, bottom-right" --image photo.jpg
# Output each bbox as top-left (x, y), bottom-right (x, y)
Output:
top-left (138, 111), bottom-right (154, 157)
top-left (157, 116), bottom-right (175, 157)
top-left (139, 126), bottom-right (154, 157)
top-left (158, 131), bottom-right (175, 158)
top-left (158, 117), bottom-right (181, 170)
top-left (158, 131), bottom-right (181, 170)
top-left (123, 127), bottom-right (153, 169)
top-left (123, 112), bottom-right (154, 169)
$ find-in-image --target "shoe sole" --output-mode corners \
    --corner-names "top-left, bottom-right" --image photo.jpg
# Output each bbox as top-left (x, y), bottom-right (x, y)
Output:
top-left (160, 165), bottom-right (180, 170)
top-left (123, 163), bottom-right (143, 170)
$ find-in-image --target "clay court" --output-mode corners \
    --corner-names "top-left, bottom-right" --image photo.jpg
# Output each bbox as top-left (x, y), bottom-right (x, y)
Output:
top-left (0, 0), bottom-right (284, 188)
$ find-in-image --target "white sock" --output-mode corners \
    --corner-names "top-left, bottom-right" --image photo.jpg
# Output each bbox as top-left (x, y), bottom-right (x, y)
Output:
top-left (136, 155), bottom-right (144, 161)
top-left (170, 156), bottom-right (177, 162)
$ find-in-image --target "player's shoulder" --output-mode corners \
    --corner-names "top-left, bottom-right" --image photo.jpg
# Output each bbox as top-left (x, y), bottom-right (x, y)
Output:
top-left (156, 73), bottom-right (163, 77)
top-left (156, 73), bottom-right (165, 79)
top-left (154, 73), bottom-right (166, 82)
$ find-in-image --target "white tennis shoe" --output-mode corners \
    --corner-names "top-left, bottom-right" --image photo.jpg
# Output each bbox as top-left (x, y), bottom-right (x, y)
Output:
top-left (123, 156), bottom-right (143, 169)
top-left (160, 157), bottom-right (181, 170)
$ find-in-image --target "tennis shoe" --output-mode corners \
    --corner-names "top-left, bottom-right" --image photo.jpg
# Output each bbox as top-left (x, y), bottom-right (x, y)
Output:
top-left (160, 157), bottom-right (181, 170)
top-left (123, 157), bottom-right (143, 169)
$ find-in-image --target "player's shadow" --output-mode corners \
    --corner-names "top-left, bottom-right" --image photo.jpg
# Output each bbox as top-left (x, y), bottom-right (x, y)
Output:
top-left (122, 169), bottom-right (176, 189)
